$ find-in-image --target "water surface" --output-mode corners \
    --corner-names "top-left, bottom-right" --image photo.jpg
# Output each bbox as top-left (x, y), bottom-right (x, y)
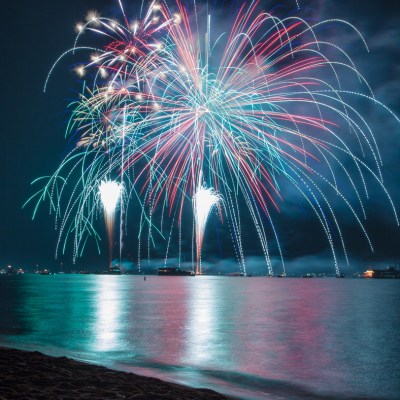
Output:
top-left (1, 275), bottom-right (399, 399)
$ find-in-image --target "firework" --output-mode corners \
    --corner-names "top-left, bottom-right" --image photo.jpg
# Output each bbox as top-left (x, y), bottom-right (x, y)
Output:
top-left (193, 184), bottom-right (221, 274)
top-left (27, 0), bottom-right (399, 275)
top-left (99, 179), bottom-right (123, 268)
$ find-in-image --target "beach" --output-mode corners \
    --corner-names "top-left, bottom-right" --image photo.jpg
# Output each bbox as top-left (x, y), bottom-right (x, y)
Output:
top-left (0, 347), bottom-right (230, 400)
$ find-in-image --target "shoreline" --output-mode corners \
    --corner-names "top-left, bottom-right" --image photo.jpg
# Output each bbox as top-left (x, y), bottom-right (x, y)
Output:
top-left (0, 346), bottom-right (231, 399)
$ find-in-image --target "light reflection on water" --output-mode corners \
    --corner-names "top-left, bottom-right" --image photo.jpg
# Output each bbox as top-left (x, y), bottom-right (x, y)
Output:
top-left (94, 277), bottom-right (122, 352)
top-left (1, 275), bottom-right (400, 400)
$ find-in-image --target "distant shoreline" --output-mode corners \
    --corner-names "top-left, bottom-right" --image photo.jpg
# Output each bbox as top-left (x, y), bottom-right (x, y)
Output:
top-left (0, 346), bottom-right (231, 399)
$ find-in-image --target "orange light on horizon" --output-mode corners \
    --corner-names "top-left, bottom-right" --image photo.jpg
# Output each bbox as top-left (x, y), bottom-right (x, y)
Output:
top-left (363, 270), bottom-right (374, 278)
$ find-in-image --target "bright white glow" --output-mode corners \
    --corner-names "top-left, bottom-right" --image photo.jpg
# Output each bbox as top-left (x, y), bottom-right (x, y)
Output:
top-left (173, 13), bottom-right (182, 24)
top-left (186, 280), bottom-right (217, 364)
top-left (86, 10), bottom-right (100, 25)
top-left (99, 180), bottom-right (123, 269)
top-left (99, 67), bottom-right (108, 78)
top-left (75, 65), bottom-right (85, 77)
top-left (90, 53), bottom-right (100, 63)
top-left (130, 21), bottom-right (139, 34)
top-left (99, 180), bottom-right (123, 215)
top-left (94, 278), bottom-right (122, 352)
top-left (75, 22), bottom-right (84, 33)
top-left (193, 185), bottom-right (221, 274)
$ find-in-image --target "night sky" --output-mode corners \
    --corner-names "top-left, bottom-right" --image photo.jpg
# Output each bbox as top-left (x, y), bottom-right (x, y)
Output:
top-left (1, 0), bottom-right (400, 274)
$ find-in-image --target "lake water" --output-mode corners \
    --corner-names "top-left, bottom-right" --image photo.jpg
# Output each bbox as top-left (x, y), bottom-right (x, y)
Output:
top-left (1, 275), bottom-right (399, 399)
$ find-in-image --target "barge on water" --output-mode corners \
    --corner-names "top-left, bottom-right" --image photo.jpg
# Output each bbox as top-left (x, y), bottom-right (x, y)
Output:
top-left (94, 266), bottom-right (122, 275)
top-left (157, 267), bottom-right (195, 276)
top-left (363, 266), bottom-right (400, 279)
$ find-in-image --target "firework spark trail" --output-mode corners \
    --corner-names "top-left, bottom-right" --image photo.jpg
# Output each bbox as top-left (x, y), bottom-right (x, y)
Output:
top-left (99, 180), bottom-right (123, 268)
top-left (26, 0), bottom-right (399, 275)
top-left (193, 184), bottom-right (221, 275)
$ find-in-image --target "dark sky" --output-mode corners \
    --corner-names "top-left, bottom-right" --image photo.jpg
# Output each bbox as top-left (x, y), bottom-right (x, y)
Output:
top-left (1, 0), bottom-right (400, 274)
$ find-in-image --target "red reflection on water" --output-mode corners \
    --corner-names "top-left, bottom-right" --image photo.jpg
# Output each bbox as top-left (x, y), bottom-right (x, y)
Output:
top-left (126, 277), bottom-right (191, 364)
top-left (273, 281), bottom-right (332, 380)
top-left (221, 279), bottom-right (332, 383)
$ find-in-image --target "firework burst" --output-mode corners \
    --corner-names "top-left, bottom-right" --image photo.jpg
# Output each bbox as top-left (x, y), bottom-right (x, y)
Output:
top-left (26, 0), bottom-right (399, 275)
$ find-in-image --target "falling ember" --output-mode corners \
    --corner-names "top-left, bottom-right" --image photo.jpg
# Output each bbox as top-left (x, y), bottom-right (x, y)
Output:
top-left (99, 180), bottom-right (123, 269)
top-left (85, 10), bottom-right (100, 25)
top-left (74, 65), bottom-right (85, 77)
top-left (75, 22), bottom-right (84, 33)
top-left (193, 185), bottom-right (221, 275)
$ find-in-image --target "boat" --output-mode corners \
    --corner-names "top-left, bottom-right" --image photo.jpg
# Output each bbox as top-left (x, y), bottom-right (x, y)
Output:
top-left (39, 269), bottom-right (52, 275)
top-left (0, 267), bottom-right (25, 275)
top-left (95, 266), bottom-right (122, 275)
top-left (363, 267), bottom-right (400, 279)
top-left (226, 272), bottom-right (244, 277)
top-left (302, 273), bottom-right (316, 278)
top-left (157, 267), bottom-right (195, 276)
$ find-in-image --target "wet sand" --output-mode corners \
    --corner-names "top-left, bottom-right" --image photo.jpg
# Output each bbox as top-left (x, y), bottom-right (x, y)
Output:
top-left (0, 347), bottom-right (231, 399)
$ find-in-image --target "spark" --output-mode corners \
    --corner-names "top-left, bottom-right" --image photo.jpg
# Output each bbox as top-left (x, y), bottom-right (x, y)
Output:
top-left (99, 180), bottom-right (123, 269)
top-left (86, 10), bottom-right (100, 25)
top-left (193, 185), bottom-right (221, 275)
top-left (74, 65), bottom-right (85, 77)
top-left (173, 13), bottom-right (182, 25)
top-left (75, 22), bottom-right (84, 33)
top-left (99, 180), bottom-right (123, 216)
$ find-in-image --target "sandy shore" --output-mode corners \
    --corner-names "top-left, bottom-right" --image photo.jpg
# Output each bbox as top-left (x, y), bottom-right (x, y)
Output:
top-left (0, 347), bottom-right (231, 399)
